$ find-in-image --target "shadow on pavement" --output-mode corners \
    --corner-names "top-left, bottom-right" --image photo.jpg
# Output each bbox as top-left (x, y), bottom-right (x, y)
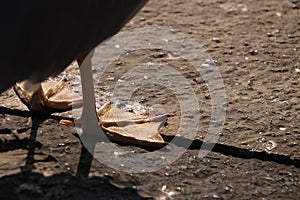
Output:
top-left (0, 172), bottom-right (147, 200)
top-left (0, 108), bottom-right (148, 200)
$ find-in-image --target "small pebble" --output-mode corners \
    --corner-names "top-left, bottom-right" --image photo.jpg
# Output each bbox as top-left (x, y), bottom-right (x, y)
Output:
top-left (212, 37), bottom-right (221, 43)
top-left (279, 127), bottom-right (286, 131)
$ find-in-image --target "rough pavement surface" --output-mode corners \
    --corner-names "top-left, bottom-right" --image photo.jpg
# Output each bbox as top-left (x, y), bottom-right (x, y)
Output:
top-left (0, 0), bottom-right (299, 199)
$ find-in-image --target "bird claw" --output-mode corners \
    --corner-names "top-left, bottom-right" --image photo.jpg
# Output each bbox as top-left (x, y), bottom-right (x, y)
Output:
top-left (61, 102), bottom-right (168, 148)
top-left (14, 79), bottom-right (82, 112)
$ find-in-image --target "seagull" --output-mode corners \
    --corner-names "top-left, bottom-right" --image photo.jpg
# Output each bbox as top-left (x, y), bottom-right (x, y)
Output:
top-left (0, 0), bottom-right (148, 110)
top-left (0, 0), bottom-right (149, 141)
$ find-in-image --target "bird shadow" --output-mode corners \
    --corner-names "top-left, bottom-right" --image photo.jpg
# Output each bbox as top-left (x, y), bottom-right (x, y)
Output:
top-left (1, 106), bottom-right (298, 200)
top-left (0, 106), bottom-right (149, 199)
top-left (0, 172), bottom-right (147, 200)
top-left (0, 106), bottom-right (99, 177)
top-left (1, 105), bottom-right (299, 170)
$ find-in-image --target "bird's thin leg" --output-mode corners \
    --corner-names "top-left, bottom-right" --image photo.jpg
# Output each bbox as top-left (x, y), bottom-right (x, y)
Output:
top-left (78, 50), bottom-right (106, 138)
